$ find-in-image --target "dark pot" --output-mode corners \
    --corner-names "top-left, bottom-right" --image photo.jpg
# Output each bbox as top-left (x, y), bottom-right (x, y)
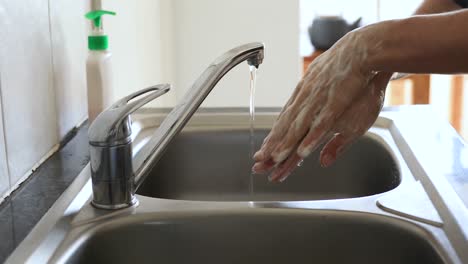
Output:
top-left (308, 16), bottom-right (362, 50)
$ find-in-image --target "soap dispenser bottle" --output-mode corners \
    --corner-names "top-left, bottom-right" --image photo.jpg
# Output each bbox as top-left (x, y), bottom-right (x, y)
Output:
top-left (85, 10), bottom-right (116, 123)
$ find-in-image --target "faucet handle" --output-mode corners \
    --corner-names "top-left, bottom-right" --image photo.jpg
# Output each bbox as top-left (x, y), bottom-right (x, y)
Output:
top-left (89, 84), bottom-right (171, 146)
top-left (110, 84), bottom-right (170, 111)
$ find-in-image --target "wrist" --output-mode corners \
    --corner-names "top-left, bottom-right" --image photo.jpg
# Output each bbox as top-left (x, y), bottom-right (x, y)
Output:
top-left (340, 25), bottom-right (383, 76)
top-left (343, 27), bottom-right (394, 85)
top-left (356, 19), bottom-right (401, 75)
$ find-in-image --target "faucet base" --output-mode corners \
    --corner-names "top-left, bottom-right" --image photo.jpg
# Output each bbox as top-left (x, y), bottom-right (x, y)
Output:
top-left (91, 197), bottom-right (139, 210)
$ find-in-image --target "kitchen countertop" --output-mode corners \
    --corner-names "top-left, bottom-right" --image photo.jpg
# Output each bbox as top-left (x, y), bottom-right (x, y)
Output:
top-left (0, 123), bottom-right (89, 263)
top-left (381, 105), bottom-right (468, 208)
top-left (0, 105), bottom-right (467, 263)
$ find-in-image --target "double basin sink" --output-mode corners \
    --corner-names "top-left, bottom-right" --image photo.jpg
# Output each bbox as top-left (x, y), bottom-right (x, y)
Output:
top-left (9, 109), bottom-right (465, 263)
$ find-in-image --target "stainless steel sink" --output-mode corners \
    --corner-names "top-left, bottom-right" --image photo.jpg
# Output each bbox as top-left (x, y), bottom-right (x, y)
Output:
top-left (137, 129), bottom-right (400, 201)
top-left (6, 109), bottom-right (468, 264)
top-left (56, 210), bottom-right (443, 264)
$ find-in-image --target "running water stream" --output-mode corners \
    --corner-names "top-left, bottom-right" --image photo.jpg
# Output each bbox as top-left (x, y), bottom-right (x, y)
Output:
top-left (249, 65), bottom-right (257, 196)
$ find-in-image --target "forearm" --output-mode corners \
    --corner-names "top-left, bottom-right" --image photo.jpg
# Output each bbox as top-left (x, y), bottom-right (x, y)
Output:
top-left (364, 9), bottom-right (468, 74)
top-left (369, 0), bottom-right (462, 80)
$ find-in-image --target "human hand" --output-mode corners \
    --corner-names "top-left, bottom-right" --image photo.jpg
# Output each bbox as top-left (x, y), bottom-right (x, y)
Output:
top-left (252, 31), bottom-right (391, 182)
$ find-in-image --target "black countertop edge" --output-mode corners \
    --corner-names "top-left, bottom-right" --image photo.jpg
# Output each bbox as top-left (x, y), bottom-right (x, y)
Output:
top-left (0, 122), bottom-right (90, 263)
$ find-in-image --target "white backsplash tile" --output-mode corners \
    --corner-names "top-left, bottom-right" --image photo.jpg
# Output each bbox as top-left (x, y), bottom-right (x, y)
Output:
top-left (49, 0), bottom-right (90, 137)
top-left (0, 1), bottom-right (59, 186)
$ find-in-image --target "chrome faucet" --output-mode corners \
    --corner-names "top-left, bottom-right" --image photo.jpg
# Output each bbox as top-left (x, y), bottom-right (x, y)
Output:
top-left (88, 42), bottom-right (264, 209)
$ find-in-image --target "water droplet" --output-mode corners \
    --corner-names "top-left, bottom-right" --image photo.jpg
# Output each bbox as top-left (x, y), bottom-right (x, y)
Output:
top-left (297, 159), bottom-right (304, 167)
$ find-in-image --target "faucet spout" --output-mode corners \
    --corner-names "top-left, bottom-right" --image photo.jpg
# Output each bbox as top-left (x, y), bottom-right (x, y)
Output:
top-left (88, 42), bottom-right (264, 209)
top-left (133, 42), bottom-right (264, 188)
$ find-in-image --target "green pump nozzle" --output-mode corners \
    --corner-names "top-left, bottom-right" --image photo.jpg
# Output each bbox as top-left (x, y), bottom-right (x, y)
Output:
top-left (85, 10), bottom-right (116, 29)
top-left (85, 10), bottom-right (116, 50)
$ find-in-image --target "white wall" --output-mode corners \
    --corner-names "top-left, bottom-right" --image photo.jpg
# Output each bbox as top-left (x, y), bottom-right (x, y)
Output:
top-left (170, 0), bottom-right (301, 107)
top-left (102, 0), bottom-right (176, 107)
top-left (0, 0), bottom-right (90, 199)
top-left (0, 77), bottom-right (9, 198)
top-left (105, 0), bottom-right (301, 108)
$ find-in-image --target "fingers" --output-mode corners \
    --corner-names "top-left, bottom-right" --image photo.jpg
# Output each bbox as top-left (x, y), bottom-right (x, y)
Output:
top-left (252, 158), bottom-right (275, 174)
top-left (253, 134), bottom-right (271, 161)
top-left (319, 72), bottom-right (391, 167)
top-left (319, 133), bottom-right (356, 167)
top-left (253, 79), bottom-right (309, 163)
top-left (270, 105), bottom-right (321, 163)
top-left (269, 153), bottom-right (303, 183)
top-left (253, 106), bottom-right (295, 162)
top-left (283, 79), bottom-right (305, 112)
top-left (296, 109), bottom-right (338, 158)
top-left (252, 58), bottom-right (332, 165)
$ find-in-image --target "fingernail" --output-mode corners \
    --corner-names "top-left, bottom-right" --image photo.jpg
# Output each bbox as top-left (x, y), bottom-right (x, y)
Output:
top-left (253, 151), bottom-right (263, 160)
top-left (321, 154), bottom-right (335, 167)
top-left (252, 163), bottom-right (263, 174)
top-left (278, 173), bottom-right (291, 183)
top-left (298, 146), bottom-right (312, 158)
top-left (272, 148), bottom-right (291, 163)
top-left (268, 169), bottom-right (290, 183)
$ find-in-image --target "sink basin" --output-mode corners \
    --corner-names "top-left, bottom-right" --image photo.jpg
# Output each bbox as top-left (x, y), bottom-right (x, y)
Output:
top-left (137, 129), bottom-right (400, 201)
top-left (60, 210), bottom-right (443, 264)
top-left (7, 110), bottom-right (467, 264)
